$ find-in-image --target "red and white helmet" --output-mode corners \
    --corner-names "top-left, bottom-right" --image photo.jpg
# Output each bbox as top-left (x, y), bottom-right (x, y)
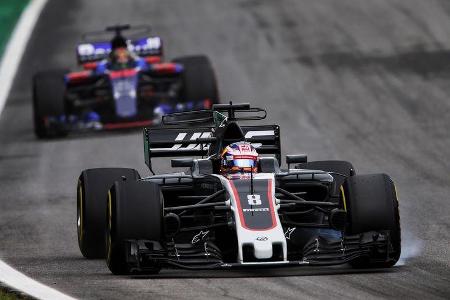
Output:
top-left (220, 142), bottom-right (259, 174)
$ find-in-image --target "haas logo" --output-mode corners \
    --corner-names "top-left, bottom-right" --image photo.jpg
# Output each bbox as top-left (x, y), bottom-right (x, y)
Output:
top-left (153, 130), bottom-right (275, 152)
top-left (247, 194), bottom-right (261, 205)
top-left (159, 132), bottom-right (212, 151)
top-left (239, 144), bottom-right (251, 152)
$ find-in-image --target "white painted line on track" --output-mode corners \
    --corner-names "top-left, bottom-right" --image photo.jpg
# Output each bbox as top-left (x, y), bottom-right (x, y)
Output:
top-left (0, 260), bottom-right (77, 300)
top-left (0, 1), bottom-right (78, 299)
top-left (0, 0), bottom-right (48, 117)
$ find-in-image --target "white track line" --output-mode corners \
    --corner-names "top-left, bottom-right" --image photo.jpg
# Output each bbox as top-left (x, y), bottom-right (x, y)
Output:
top-left (0, 261), bottom-right (76, 300)
top-left (0, 0), bottom-right (77, 299)
top-left (0, 0), bottom-right (48, 116)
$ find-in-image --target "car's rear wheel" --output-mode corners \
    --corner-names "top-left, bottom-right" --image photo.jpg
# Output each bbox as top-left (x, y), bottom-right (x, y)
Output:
top-left (343, 174), bottom-right (401, 268)
top-left (33, 70), bottom-right (68, 138)
top-left (77, 168), bottom-right (140, 259)
top-left (172, 55), bottom-right (219, 107)
top-left (106, 180), bottom-right (163, 275)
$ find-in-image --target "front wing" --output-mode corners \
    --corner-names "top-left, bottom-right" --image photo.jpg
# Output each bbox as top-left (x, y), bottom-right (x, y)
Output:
top-left (123, 230), bottom-right (397, 272)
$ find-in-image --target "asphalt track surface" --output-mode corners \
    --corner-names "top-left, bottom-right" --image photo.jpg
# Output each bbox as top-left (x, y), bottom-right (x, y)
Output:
top-left (0, 0), bottom-right (449, 299)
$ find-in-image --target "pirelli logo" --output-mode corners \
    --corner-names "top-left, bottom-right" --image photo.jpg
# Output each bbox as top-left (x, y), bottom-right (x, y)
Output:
top-left (243, 208), bottom-right (269, 212)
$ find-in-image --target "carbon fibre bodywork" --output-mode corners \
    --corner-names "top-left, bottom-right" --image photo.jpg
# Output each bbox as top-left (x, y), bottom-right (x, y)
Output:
top-left (114, 104), bottom-right (399, 271)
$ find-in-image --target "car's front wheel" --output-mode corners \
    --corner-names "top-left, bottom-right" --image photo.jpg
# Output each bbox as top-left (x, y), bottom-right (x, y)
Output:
top-left (343, 174), bottom-right (401, 268)
top-left (106, 179), bottom-right (163, 275)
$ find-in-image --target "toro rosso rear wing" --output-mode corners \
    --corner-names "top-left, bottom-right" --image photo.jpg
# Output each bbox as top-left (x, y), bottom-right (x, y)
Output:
top-left (143, 125), bottom-right (281, 171)
top-left (76, 36), bottom-right (163, 64)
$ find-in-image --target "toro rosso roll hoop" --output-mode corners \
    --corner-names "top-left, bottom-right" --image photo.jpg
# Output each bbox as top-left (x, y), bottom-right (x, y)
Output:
top-left (33, 25), bottom-right (218, 138)
top-left (76, 103), bottom-right (401, 274)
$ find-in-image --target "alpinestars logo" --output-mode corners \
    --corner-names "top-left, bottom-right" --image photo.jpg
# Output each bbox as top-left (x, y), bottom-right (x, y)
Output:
top-left (284, 227), bottom-right (296, 240)
top-left (191, 230), bottom-right (209, 244)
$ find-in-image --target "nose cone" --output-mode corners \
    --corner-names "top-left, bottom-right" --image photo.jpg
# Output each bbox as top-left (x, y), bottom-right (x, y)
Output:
top-left (253, 239), bottom-right (273, 259)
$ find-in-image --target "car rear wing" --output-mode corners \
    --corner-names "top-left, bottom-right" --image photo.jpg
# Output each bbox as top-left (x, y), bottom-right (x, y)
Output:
top-left (143, 125), bottom-right (281, 172)
top-left (76, 36), bottom-right (163, 64)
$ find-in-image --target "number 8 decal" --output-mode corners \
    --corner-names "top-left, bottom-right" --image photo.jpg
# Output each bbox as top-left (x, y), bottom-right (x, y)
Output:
top-left (247, 194), bottom-right (261, 205)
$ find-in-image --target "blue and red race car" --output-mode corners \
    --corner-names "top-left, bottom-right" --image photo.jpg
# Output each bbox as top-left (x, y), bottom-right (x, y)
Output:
top-left (32, 25), bottom-right (219, 138)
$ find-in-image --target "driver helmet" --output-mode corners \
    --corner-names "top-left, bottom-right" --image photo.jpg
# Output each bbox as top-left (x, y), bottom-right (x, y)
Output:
top-left (110, 36), bottom-right (132, 65)
top-left (220, 142), bottom-right (259, 174)
top-left (112, 47), bottom-right (131, 64)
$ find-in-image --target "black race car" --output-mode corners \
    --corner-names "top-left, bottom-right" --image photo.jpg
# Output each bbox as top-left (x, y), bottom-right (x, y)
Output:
top-left (33, 24), bottom-right (218, 138)
top-left (76, 103), bottom-right (401, 274)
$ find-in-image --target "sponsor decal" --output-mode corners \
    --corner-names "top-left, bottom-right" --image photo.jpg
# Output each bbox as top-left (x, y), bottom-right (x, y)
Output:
top-left (77, 37), bottom-right (162, 57)
top-left (242, 207), bottom-right (269, 212)
top-left (226, 173), bottom-right (253, 180)
top-left (238, 144), bottom-right (251, 152)
top-left (256, 236), bottom-right (268, 241)
top-left (152, 130), bottom-right (275, 152)
top-left (159, 132), bottom-right (212, 151)
top-left (191, 230), bottom-right (209, 244)
top-left (200, 183), bottom-right (215, 190)
top-left (284, 227), bottom-right (296, 240)
top-left (135, 37), bottom-right (162, 52)
top-left (230, 179), bottom-right (276, 231)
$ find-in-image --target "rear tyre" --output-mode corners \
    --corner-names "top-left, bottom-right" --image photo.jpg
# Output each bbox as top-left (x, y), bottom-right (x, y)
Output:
top-left (33, 70), bottom-right (68, 138)
top-left (172, 55), bottom-right (219, 107)
top-left (343, 174), bottom-right (401, 268)
top-left (106, 180), bottom-right (163, 275)
top-left (77, 168), bottom-right (140, 259)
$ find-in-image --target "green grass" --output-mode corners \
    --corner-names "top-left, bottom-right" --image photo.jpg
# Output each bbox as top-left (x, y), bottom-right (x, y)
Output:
top-left (0, 0), bottom-right (30, 56)
top-left (0, 289), bottom-right (19, 300)
top-left (0, 286), bottom-right (30, 300)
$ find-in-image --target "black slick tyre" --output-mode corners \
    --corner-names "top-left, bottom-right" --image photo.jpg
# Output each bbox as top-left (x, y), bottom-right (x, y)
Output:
top-left (172, 55), bottom-right (219, 106)
top-left (33, 70), bottom-right (68, 138)
top-left (106, 180), bottom-right (163, 275)
top-left (343, 174), bottom-right (401, 268)
top-left (77, 168), bottom-right (140, 259)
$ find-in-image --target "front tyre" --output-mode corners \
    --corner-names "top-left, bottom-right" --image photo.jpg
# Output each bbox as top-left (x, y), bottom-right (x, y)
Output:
top-left (106, 180), bottom-right (163, 275)
top-left (344, 174), bottom-right (401, 268)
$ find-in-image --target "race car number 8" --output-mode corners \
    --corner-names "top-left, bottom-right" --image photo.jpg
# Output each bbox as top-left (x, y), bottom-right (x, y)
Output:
top-left (247, 194), bottom-right (262, 206)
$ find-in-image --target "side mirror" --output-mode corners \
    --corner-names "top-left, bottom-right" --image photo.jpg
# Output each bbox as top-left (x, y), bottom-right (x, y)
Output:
top-left (286, 154), bottom-right (307, 168)
top-left (171, 158), bottom-right (194, 168)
